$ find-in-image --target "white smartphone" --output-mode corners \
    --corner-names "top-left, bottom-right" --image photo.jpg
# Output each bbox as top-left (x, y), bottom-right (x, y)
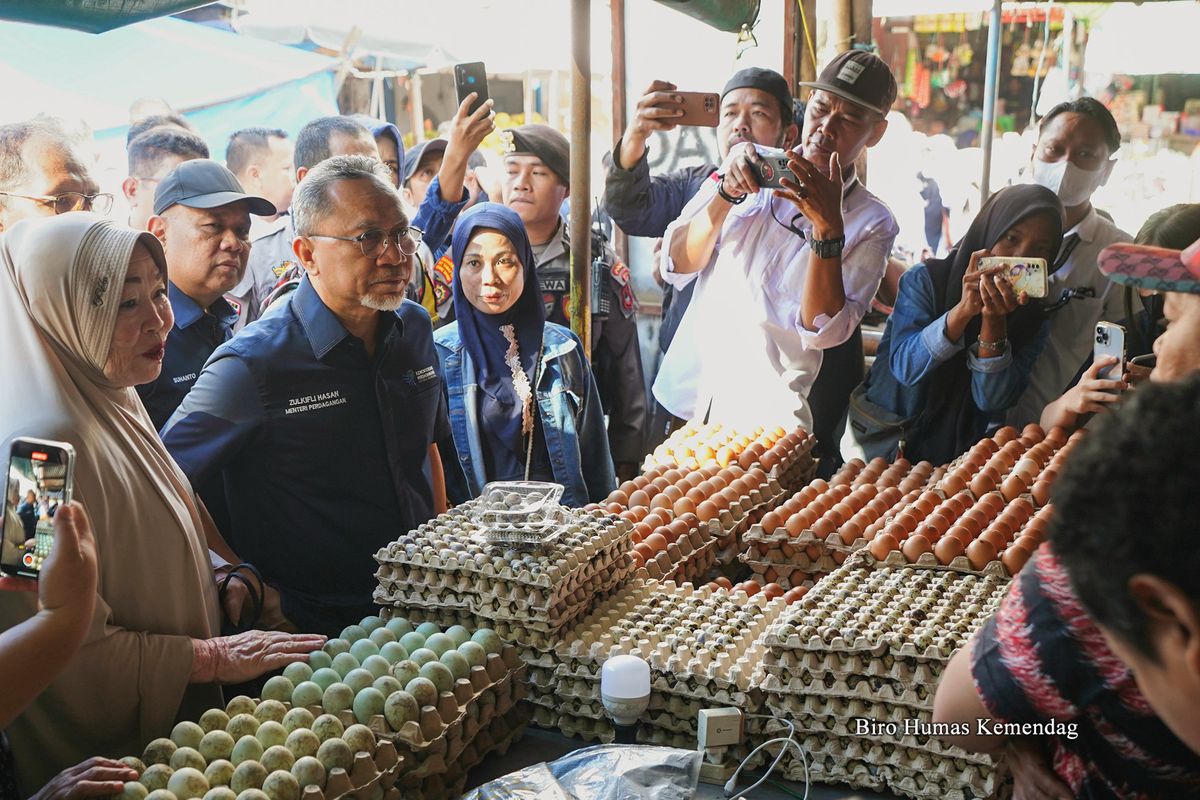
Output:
top-left (977, 256), bottom-right (1049, 299)
top-left (1094, 322), bottom-right (1126, 383)
top-left (1, 437), bottom-right (75, 580)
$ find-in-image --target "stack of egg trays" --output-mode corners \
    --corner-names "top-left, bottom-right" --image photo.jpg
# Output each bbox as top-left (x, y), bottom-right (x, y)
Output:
top-left (394, 702), bottom-right (532, 800)
top-left (713, 478), bottom-right (789, 566)
top-left (637, 519), bottom-right (720, 583)
top-left (540, 580), bottom-right (786, 765)
top-left (370, 645), bottom-right (526, 784)
top-left (771, 438), bottom-right (819, 495)
top-left (758, 553), bottom-right (1009, 800)
top-left (294, 742), bottom-right (404, 800)
top-left (374, 504), bottom-right (635, 630)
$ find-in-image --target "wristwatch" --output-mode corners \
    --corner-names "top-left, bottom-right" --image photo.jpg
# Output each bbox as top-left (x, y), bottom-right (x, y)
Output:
top-left (809, 234), bottom-right (846, 259)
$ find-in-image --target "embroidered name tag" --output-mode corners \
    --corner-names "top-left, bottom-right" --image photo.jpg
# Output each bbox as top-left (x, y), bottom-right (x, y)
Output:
top-left (285, 390), bottom-right (347, 415)
top-left (172, 373), bottom-right (198, 385)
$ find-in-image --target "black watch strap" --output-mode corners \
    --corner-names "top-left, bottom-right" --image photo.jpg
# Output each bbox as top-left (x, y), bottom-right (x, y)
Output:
top-left (810, 235), bottom-right (846, 259)
top-left (716, 176), bottom-right (747, 205)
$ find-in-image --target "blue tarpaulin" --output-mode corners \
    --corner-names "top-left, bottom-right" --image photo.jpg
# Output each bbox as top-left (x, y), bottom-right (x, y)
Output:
top-left (0, 15), bottom-right (338, 162)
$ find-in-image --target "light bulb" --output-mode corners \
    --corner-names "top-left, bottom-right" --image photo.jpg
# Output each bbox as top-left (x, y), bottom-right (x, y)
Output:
top-left (601, 654), bottom-right (650, 726)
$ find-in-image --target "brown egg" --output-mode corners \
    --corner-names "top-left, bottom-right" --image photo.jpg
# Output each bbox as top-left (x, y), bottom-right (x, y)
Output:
top-left (785, 514), bottom-right (807, 537)
top-left (628, 489), bottom-right (650, 509)
top-left (902, 533), bottom-right (933, 562)
top-left (934, 535), bottom-right (965, 565)
top-left (969, 472), bottom-right (996, 497)
top-left (893, 511), bottom-right (918, 533)
top-left (661, 485), bottom-right (683, 503)
top-left (1002, 544), bottom-right (1032, 575)
top-left (1032, 480), bottom-right (1053, 507)
top-left (944, 524), bottom-right (972, 544)
top-left (966, 538), bottom-right (998, 570)
top-left (1016, 533), bottom-right (1042, 553)
top-left (729, 477), bottom-right (750, 497)
top-left (1045, 426), bottom-right (1068, 446)
top-left (782, 587), bottom-right (808, 604)
top-left (812, 517), bottom-right (837, 537)
top-left (696, 500), bottom-right (719, 522)
top-left (673, 497), bottom-right (697, 517)
top-left (650, 494), bottom-right (674, 513)
top-left (993, 426), bottom-right (1019, 445)
top-left (979, 529), bottom-right (1008, 552)
top-left (642, 510), bottom-right (670, 529)
top-left (761, 582), bottom-right (786, 600)
top-left (941, 473), bottom-right (967, 496)
top-left (761, 511), bottom-right (783, 534)
top-left (869, 532), bottom-right (900, 560)
top-left (709, 475), bottom-right (729, 491)
top-left (1000, 475), bottom-right (1027, 502)
top-left (839, 519), bottom-right (864, 543)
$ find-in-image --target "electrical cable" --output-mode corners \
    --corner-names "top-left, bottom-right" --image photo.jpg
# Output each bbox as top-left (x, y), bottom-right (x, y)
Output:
top-left (723, 715), bottom-right (809, 799)
top-left (796, 0), bottom-right (818, 78)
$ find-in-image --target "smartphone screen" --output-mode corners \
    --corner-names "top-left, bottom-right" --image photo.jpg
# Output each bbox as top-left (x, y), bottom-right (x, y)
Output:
top-left (454, 62), bottom-right (490, 116)
top-left (2, 438), bottom-right (75, 579)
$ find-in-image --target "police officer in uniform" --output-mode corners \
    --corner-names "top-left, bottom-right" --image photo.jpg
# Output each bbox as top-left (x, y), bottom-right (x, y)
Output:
top-left (501, 125), bottom-right (646, 479)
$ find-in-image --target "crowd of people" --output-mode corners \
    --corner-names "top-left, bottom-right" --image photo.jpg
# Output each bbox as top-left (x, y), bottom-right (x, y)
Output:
top-left (1, 42), bottom-right (1199, 800)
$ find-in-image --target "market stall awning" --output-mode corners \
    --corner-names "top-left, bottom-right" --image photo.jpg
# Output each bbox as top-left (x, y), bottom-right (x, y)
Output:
top-left (1085, 1), bottom-right (1200, 76)
top-left (0, 0), bottom-right (208, 33)
top-left (232, 0), bottom-right (461, 72)
top-left (0, 15), bottom-right (338, 160)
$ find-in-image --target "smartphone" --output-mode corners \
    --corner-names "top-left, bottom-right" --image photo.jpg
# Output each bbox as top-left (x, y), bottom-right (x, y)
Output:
top-left (748, 147), bottom-right (793, 190)
top-left (977, 256), bottom-right (1049, 299)
top-left (1, 437), bottom-right (75, 580)
top-left (454, 62), bottom-right (490, 116)
top-left (674, 91), bottom-right (719, 127)
top-left (1094, 322), bottom-right (1126, 383)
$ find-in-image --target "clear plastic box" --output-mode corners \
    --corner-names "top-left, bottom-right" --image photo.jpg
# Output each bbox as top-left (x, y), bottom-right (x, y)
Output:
top-left (474, 481), bottom-right (568, 550)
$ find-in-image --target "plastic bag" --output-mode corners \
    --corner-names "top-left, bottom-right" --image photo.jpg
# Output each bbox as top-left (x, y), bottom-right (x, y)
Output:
top-left (462, 744), bottom-right (701, 800)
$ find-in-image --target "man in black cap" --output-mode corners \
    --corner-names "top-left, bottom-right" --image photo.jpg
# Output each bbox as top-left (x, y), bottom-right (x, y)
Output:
top-left (655, 51), bottom-right (899, 440)
top-left (503, 123), bottom-right (647, 479)
top-left (603, 66), bottom-right (865, 470)
top-left (138, 159), bottom-right (275, 430)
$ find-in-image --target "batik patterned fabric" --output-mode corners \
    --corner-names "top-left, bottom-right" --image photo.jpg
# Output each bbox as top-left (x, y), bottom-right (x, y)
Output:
top-left (972, 547), bottom-right (1200, 799)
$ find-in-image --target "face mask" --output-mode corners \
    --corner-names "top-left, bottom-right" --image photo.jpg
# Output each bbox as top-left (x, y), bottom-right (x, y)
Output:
top-left (1031, 157), bottom-right (1115, 207)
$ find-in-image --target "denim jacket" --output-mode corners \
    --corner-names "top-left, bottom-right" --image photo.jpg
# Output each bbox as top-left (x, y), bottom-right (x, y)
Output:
top-left (434, 321), bottom-right (616, 507)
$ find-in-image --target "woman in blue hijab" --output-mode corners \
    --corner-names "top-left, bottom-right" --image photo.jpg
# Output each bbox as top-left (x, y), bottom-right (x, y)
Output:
top-left (433, 203), bottom-right (615, 506)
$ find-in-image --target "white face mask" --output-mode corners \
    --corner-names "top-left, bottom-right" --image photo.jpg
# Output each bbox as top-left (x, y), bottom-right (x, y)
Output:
top-left (1031, 157), bottom-right (1115, 208)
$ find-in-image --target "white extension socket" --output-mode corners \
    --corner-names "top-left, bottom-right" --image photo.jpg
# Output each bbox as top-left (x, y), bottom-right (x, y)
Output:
top-left (698, 707), bottom-right (745, 750)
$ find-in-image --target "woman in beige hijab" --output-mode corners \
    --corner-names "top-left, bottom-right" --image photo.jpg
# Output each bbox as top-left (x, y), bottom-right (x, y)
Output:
top-left (0, 213), bottom-right (325, 792)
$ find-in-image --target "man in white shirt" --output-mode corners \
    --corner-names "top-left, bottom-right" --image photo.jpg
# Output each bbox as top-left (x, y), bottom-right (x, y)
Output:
top-left (655, 52), bottom-right (899, 431)
top-left (1008, 97), bottom-right (1132, 426)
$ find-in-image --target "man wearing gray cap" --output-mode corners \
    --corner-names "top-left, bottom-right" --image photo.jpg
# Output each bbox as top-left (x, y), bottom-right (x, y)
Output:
top-left (503, 123), bottom-right (647, 479)
top-left (137, 158), bottom-right (274, 430)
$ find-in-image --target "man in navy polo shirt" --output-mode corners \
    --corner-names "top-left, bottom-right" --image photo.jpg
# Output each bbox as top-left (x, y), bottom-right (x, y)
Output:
top-left (162, 155), bottom-right (451, 635)
top-left (136, 159), bottom-right (275, 430)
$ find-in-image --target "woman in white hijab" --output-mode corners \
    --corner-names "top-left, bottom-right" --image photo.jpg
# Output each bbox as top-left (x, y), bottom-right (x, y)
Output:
top-left (0, 213), bottom-right (325, 792)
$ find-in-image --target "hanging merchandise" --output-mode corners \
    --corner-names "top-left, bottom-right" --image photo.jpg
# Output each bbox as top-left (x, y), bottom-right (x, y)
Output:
top-left (1011, 19), bottom-right (1034, 76)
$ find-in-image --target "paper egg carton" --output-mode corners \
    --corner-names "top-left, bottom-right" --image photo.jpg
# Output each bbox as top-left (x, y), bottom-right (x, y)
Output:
top-left (550, 579), bottom-right (787, 693)
top-left (372, 642), bottom-right (523, 762)
top-left (743, 523), bottom-right (870, 555)
top-left (292, 743), bottom-right (405, 800)
top-left (859, 544), bottom-right (1015, 580)
top-left (777, 747), bottom-right (1003, 800)
top-left (375, 504), bottom-right (631, 588)
top-left (759, 669), bottom-right (935, 710)
top-left (758, 703), bottom-right (991, 765)
top-left (762, 648), bottom-right (942, 685)
top-left (375, 532), bottom-right (632, 605)
top-left (389, 670), bottom-right (526, 782)
top-left (742, 550), bottom-right (844, 574)
top-left (396, 703), bottom-right (530, 800)
top-left (637, 534), bottom-right (718, 584)
top-left (760, 560), bottom-right (1007, 659)
top-left (554, 712), bottom-right (615, 743)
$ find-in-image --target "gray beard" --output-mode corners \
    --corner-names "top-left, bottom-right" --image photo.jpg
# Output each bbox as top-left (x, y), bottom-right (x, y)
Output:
top-left (360, 293), bottom-right (404, 312)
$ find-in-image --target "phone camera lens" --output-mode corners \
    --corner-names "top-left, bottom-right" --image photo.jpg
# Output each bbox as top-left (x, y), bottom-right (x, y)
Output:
top-left (468, 76), bottom-right (476, 84)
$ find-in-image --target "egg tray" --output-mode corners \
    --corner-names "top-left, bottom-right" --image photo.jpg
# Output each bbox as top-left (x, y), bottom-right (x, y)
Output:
top-left (760, 559), bottom-right (1007, 660)
top-left (743, 523), bottom-right (871, 555)
top-left (777, 747), bottom-right (1004, 800)
top-left (771, 452), bottom-right (819, 494)
top-left (372, 646), bottom-right (524, 761)
top-left (550, 580), bottom-right (787, 693)
top-left (759, 668), bottom-right (937, 711)
top-left (757, 701), bottom-right (991, 766)
top-left (293, 745), bottom-right (405, 800)
top-left (763, 646), bottom-right (943, 683)
top-left (637, 534), bottom-right (718, 583)
top-left (374, 529), bottom-right (633, 608)
top-left (741, 550), bottom-right (845, 577)
top-left (392, 685), bottom-right (528, 784)
top-left (397, 703), bottom-right (530, 800)
top-left (640, 424), bottom-right (809, 471)
top-left (375, 505), bottom-right (631, 589)
top-left (858, 544), bottom-right (1016, 579)
top-left (375, 556), bottom-right (635, 632)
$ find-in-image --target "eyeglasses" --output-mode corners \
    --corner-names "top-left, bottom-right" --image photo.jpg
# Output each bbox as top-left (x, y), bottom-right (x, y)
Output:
top-left (307, 227), bottom-right (424, 258)
top-left (0, 191), bottom-right (114, 216)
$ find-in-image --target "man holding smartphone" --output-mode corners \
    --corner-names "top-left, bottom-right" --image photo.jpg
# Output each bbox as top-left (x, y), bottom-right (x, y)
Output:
top-left (603, 67), bottom-right (869, 470)
top-left (653, 52), bottom-right (899, 434)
